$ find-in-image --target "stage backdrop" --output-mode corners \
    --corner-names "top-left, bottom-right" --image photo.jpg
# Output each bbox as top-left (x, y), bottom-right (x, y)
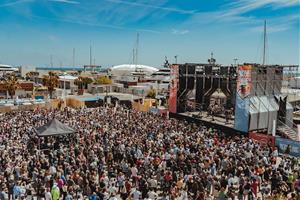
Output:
top-left (234, 64), bottom-right (252, 132)
top-left (168, 64), bottom-right (179, 113)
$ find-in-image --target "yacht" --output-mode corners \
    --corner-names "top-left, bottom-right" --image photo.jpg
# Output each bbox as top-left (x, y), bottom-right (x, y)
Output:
top-left (0, 64), bottom-right (19, 72)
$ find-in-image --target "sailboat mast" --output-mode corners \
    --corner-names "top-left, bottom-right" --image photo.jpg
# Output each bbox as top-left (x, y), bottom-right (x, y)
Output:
top-left (132, 49), bottom-right (135, 65)
top-left (72, 48), bottom-right (75, 70)
top-left (263, 20), bottom-right (267, 66)
top-left (136, 33), bottom-right (139, 66)
top-left (90, 45), bottom-right (92, 67)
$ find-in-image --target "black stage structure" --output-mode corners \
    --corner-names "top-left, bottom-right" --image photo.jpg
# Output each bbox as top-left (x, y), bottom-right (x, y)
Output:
top-left (169, 61), bottom-right (299, 140)
top-left (176, 63), bottom-right (237, 114)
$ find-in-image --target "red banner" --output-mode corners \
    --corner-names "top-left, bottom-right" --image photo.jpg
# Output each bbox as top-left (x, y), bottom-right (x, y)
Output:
top-left (168, 65), bottom-right (179, 113)
top-left (249, 132), bottom-right (275, 147)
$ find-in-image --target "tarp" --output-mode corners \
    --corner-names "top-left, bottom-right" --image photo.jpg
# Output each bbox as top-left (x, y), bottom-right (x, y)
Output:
top-left (248, 96), bottom-right (279, 133)
top-left (35, 118), bottom-right (75, 137)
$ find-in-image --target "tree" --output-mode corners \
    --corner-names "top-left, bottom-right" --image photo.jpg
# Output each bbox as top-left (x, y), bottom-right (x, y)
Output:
top-left (2, 75), bottom-right (20, 99)
top-left (94, 76), bottom-right (112, 85)
top-left (146, 89), bottom-right (156, 98)
top-left (25, 71), bottom-right (39, 82)
top-left (74, 76), bottom-right (84, 90)
top-left (42, 71), bottom-right (59, 99)
top-left (74, 76), bottom-right (93, 89)
top-left (82, 77), bottom-right (93, 89)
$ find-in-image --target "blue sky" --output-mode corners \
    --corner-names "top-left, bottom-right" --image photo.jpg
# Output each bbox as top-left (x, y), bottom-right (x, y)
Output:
top-left (0, 0), bottom-right (299, 68)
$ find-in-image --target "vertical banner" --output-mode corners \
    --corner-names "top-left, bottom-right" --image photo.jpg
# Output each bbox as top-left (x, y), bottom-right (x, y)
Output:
top-left (234, 64), bottom-right (252, 132)
top-left (168, 64), bottom-right (179, 113)
top-left (237, 65), bottom-right (252, 99)
top-left (297, 124), bottom-right (300, 141)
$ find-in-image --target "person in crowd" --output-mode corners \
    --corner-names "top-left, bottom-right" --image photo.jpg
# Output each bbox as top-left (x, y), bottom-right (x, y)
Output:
top-left (0, 106), bottom-right (299, 199)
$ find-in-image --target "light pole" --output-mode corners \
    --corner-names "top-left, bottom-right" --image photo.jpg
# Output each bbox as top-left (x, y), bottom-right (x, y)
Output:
top-left (63, 72), bottom-right (67, 107)
top-left (233, 58), bottom-right (238, 66)
top-left (174, 55), bottom-right (178, 64)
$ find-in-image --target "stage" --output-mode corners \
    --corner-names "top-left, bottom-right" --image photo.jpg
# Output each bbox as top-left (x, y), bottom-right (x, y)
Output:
top-left (169, 111), bottom-right (247, 136)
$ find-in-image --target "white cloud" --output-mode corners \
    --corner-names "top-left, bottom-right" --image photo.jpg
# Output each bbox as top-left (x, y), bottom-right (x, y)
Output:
top-left (30, 14), bottom-right (161, 34)
top-left (48, 0), bottom-right (79, 4)
top-left (182, 0), bottom-right (299, 34)
top-left (0, 0), bottom-right (33, 7)
top-left (223, 0), bottom-right (300, 17)
top-left (48, 35), bottom-right (59, 42)
top-left (172, 29), bottom-right (189, 35)
top-left (105, 0), bottom-right (196, 14)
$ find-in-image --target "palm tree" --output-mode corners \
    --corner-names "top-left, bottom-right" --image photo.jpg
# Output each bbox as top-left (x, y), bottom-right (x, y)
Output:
top-left (74, 76), bottom-right (84, 90)
top-left (74, 76), bottom-right (93, 95)
top-left (25, 71), bottom-right (39, 82)
top-left (82, 77), bottom-right (93, 89)
top-left (74, 76), bottom-right (84, 95)
top-left (3, 75), bottom-right (20, 99)
top-left (42, 71), bottom-right (59, 99)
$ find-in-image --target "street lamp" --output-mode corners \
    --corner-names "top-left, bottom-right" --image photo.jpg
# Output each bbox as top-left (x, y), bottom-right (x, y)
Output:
top-left (63, 72), bottom-right (67, 107)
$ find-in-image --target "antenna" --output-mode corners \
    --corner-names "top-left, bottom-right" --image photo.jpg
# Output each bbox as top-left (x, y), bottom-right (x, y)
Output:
top-left (50, 55), bottom-right (53, 68)
top-left (164, 56), bottom-right (169, 68)
top-left (234, 58), bottom-right (238, 66)
top-left (263, 20), bottom-right (267, 66)
top-left (174, 55), bottom-right (178, 64)
top-left (208, 52), bottom-right (216, 64)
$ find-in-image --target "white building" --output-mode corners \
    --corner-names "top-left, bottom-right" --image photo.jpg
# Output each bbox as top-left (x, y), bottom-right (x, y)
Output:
top-left (58, 75), bottom-right (78, 90)
top-left (108, 64), bottom-right (158, 78)
top-left (19, 66), bottom-right (36, 78)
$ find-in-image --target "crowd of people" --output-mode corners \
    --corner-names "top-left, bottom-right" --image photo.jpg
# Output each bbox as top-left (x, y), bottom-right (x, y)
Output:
top-left (0, 106), bottom-right (299, 200)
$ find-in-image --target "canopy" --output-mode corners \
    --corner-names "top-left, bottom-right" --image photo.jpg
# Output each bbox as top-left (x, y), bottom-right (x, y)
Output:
top-left (35, 118), bottom-right (75, 137)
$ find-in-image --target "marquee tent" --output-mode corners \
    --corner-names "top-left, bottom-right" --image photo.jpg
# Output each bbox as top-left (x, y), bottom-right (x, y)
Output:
top-left (35, 118), bottom-right (75, 137)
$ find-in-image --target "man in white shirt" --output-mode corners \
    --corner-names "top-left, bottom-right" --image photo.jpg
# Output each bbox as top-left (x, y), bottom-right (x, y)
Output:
top-left (147, 190), bottom-right (158, 200)
top-left (45, 188), bottom-right (52, 200)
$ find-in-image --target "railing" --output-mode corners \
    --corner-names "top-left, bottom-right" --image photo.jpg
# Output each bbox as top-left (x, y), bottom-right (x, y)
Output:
top-left (277, 118), bottom-right (297, 134)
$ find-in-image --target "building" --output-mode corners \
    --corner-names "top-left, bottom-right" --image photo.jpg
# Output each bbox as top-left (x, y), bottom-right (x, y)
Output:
top-left (0, 81), bottom-right (34, 98)
top-left (0, 64), bottom-right (19, 76)
top-left (19, 66), bottom-right (37, 78)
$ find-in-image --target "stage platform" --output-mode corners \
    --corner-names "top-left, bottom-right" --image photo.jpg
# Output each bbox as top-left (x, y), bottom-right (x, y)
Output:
top-left (170, 111), bottom-right (247, 136)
